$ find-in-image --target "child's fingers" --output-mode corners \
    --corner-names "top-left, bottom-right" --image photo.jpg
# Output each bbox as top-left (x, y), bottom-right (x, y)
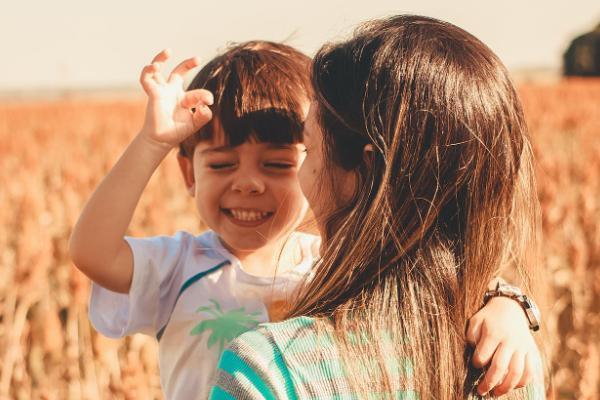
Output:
top-left (180, 89), bottom-right (214, 109)
top-left (168, 57), bottom-right (202, 85)
top-left (151, 48), bottom-right (171, 64)
top-left (140, 64), bottom-right (159, 93)
top-left (184, 89), bottom-right (214, 129)
top-left (466, 316), bottom-right (482, 346)
top-left (144, 49), bottom-right (170, 87)
top-left (477, 343), bottom-right (512, 395)
top-left (139, 49), bottom-right (171, 92)
top-left (191, 103), bottom-right (213, 130)
top-left (471, 327), bottom-right (498, 368)
top-left (516, 353), bottom-right (535, 388)
top-left (492, 352), bottom-right (525, 396)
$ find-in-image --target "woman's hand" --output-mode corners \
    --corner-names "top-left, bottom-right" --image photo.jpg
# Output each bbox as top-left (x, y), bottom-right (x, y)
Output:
top-left (139, 49), bottom-right (214, 149)
top-left (467, 297), bottom-right (543, 397)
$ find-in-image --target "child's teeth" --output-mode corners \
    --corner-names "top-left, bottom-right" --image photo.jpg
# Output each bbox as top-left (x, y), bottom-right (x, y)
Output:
top-left (230, 209), bottom-right (268, 221)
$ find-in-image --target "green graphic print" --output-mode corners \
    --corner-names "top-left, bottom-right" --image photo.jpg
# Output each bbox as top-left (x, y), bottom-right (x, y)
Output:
top-left (190, 299), bottom-right (261, 352)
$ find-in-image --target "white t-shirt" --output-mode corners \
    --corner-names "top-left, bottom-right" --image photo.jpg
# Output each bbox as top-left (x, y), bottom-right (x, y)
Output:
top-left (89, 230), bottom-right (319, 400)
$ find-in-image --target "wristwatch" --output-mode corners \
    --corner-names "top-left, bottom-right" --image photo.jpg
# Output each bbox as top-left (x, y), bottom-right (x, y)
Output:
top-left (483, 282), bottom-right (541, 332)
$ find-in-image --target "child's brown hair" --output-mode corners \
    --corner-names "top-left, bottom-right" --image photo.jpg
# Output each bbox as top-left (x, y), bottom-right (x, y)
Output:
top-left (179, 41), bottom-right (312, 158)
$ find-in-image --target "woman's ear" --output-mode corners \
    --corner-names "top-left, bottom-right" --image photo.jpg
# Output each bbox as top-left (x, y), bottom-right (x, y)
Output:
top-left (177, 154), bottom-right (196, 196)
top-left (363, 144), bottom-right (374, 169)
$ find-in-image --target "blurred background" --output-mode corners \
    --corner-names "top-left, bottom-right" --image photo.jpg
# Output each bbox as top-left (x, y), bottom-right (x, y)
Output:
top-left (1, 0), bottom-right (599, 398)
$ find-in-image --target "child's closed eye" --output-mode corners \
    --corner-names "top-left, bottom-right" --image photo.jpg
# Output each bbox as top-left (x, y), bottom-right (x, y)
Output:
top-left (209, 162), bottom-right (236, 170)
top-left (264, 162), bottom-right (295, 169)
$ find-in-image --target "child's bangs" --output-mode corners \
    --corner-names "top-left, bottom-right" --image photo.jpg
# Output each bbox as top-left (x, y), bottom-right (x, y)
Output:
top-left (180, 41), bottom-right (312, 156)
top-left (193, 103), bottom-right (304, 147)
top-left (215, 105), bottom-right (304, 147)
top-left (194, 72), bottom-right (307, 146)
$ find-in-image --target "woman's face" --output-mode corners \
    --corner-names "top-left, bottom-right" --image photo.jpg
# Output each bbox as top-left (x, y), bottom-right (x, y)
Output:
top-left (298, 104), bottom-right (357, 238)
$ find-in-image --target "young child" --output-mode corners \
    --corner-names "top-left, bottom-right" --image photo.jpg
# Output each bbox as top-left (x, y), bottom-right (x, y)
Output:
top-left (70, 42), bottom-right (315, 399)
top-left (69, 41), bottom-right (541, 399)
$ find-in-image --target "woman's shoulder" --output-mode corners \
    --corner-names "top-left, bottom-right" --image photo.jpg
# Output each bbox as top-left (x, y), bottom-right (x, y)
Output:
top-left (230, 316), bottom-right (317, 354)
top-left (221, 316), bottom-right (324, 373)
top-left (260, 315), bottom-right (316, 333)
top-left (236, 316), bottom-right (339, 374)
top-left (211, 318), bottom-right (315, 399)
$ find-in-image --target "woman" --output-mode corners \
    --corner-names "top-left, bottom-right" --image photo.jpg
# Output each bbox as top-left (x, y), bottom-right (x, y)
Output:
top-left (210, 15), bottom-right (544, 399)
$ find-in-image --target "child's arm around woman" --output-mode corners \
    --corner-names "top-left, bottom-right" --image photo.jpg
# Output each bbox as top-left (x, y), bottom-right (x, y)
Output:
top-left (69, 50), bottom-right (213, 293)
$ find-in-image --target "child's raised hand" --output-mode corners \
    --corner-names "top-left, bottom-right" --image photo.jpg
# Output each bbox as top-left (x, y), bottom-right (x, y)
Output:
top-left (467, 297), bottom-right (542, 397)
top-left (139, 49), bottom-right (213, 148)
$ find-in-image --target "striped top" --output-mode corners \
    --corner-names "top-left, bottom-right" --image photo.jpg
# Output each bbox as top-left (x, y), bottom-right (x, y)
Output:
top-left (210, 317), bottom-right (545, 399)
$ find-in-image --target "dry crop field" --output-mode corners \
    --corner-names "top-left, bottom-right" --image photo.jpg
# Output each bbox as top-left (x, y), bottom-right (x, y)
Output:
top-left (0, 79), bottom-right (598, 399)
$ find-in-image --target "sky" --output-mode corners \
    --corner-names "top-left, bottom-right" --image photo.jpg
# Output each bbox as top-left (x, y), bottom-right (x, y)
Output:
top-left (1, 0), bottom-right (599, 92)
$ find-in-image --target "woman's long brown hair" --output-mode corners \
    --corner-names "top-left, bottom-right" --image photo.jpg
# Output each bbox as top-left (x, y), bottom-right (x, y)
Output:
top-left (288, 15), bottom-right (541, 398)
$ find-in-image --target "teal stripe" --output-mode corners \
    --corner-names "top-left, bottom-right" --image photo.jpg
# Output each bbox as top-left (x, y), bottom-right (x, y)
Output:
top-left (209, 385), bottom-right (236, 400)
top-left (218, 349), bottom-right (278, 400)
top-left (272, 343), bottom-right (298, 400)
top-left (156, 260), bottom-right (230, 340)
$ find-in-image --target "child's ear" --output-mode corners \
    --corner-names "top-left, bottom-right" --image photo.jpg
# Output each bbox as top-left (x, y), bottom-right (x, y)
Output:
top-left (177, 154), bottom-right (196, 196)
top-left (363, 144), bottom-right (374, 169)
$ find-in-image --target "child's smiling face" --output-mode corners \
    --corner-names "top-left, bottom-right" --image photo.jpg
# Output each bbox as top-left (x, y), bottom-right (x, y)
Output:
top-left (179, 134), bottom-right (309, 256)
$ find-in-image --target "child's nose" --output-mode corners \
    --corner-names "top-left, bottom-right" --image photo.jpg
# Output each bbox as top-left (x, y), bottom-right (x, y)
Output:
top-left (231, 171), bottom-right (266, 195)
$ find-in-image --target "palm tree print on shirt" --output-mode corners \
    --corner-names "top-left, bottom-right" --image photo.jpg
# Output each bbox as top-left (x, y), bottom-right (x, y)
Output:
top-left (190, 299), bottom-right (262, 352)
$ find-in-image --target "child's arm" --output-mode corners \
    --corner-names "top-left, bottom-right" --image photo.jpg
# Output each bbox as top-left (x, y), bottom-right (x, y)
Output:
top-left (467, 281), bottom-right (543, 397)
top-left (69, 49), bottom-right (213, 293)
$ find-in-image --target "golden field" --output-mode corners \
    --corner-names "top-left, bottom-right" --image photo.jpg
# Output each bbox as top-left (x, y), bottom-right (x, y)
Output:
top-left (0, 79), bottom-right (599, 399)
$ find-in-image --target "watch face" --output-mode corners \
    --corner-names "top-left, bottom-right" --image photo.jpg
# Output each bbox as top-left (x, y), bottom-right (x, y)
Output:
top-left (500, 283), bottom-right (524, 297)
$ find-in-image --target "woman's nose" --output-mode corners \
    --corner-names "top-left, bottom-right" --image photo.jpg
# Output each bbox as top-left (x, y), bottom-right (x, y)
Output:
top-left (231, 172), bottom-right (266, 195)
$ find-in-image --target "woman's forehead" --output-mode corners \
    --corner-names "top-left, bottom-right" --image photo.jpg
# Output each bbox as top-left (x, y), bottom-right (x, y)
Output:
top-left (303, 104), bottom-right (321, 139)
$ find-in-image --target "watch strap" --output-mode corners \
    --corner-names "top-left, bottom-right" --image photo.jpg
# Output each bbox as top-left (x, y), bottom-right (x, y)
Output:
top-left (483, 282), bottom-right (540, 332)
